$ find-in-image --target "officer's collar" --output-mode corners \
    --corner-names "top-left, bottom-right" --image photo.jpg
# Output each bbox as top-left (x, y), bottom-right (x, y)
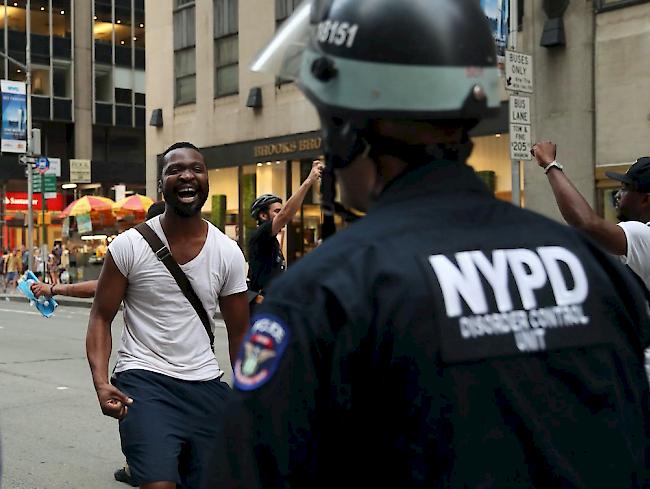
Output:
top-left (372, 160), bottom-right (491, 209)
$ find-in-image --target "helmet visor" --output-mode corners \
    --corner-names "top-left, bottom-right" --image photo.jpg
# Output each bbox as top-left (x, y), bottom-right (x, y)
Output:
top-left (250, 0), bottom-right (312, 80)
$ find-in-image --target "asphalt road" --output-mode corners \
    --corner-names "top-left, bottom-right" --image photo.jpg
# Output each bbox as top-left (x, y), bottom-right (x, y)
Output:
top-left (0, 299), bottom-right (233, 489)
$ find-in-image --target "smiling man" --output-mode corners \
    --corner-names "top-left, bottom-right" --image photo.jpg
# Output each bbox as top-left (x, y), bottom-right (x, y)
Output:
top-left (86, 142), bottom-right (249, 489)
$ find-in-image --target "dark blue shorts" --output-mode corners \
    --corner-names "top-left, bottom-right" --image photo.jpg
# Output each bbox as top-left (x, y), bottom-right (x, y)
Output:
top-left (113, 369), bottom-right (231, 488)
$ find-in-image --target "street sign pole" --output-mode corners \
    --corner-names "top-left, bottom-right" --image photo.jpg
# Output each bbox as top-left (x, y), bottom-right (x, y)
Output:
top-left (509, 0), bottom-right (521, 207)
top-left (41, 172), bottom-right (46, 278)
top-left (26, 2), bottom-right (34, 269)
top-left (0, 4), bottom-right (34, 268)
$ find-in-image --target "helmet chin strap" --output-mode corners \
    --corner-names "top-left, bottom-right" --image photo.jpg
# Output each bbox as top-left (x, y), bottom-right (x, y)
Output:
top-left (320, 164), bottom-right (364, 240)
top-left (366, 129), bottom-right (474, 166)
top-left (320, 126), bottom-right (475, 241)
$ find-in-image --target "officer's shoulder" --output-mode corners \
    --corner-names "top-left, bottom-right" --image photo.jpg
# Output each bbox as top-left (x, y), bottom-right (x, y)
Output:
top-left (269, 222), bottom-right (375, 295)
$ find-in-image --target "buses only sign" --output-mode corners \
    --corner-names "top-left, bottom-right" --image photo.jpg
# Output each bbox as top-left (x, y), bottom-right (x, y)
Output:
top-left (505, 50), bottom-right (533, 93)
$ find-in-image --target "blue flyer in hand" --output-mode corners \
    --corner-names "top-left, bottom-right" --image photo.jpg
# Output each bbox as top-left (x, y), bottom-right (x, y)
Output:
top-left (17, 270), bottom-right (58, 318)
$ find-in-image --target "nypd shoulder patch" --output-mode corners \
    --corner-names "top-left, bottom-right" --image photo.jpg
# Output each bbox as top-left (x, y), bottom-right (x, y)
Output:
top-left (234, 314), bottom-right (291, 391)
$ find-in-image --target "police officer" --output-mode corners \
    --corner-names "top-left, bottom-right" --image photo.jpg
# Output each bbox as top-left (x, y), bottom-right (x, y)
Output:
top-left (215, 1), bottom-right (650, 487)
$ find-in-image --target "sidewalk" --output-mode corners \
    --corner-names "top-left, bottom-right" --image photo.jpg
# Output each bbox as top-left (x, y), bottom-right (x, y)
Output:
top-left (0, 291), bottom-right (224, 319)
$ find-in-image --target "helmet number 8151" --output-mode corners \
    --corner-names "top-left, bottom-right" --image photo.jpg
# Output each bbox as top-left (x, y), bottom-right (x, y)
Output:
top-left (317, 21), bottom-right (359, 48)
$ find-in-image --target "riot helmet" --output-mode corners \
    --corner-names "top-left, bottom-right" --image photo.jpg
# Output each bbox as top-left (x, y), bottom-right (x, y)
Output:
top-left (252, 0), bottom-right (500, 167)
top-left (251, 194), bottom-right (283, 220)
top-left (252, 0), bottom-right (501, 230)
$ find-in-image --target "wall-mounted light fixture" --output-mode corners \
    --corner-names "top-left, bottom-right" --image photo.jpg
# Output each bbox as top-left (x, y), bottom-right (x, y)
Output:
top-left (149, 108), bottom-right (163, 127)
top-left (541, 0), bottom-right (570, 48)
top-left (246, 87), bottom-right (263, 109)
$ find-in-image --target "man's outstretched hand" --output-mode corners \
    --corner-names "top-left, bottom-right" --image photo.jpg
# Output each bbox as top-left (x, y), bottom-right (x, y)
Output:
top-left (530, 140), bottom-right (557, 169)
top-left (308, 160), bottom-right (324, 184)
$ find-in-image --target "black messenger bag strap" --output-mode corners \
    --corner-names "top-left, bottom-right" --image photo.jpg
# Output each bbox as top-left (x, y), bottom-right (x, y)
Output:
top-left (134, 223), bottom-right (215, 349)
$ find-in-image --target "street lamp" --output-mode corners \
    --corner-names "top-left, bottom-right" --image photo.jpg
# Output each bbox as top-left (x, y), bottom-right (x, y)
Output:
top-left (0, 4), bottom-right (35, 270)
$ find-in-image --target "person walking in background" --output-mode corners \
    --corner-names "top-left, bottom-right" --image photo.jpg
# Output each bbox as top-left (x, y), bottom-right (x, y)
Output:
top-left (46, 252), bottom-right (58, 285)
top-left (86, 143), bottom-right (249, 489)
top-left (59, 244), bottom-right (70, 284)
top-left (4, 249), bottom-right (19, 291)
top-left (215, 2), bottom-right (650, 487)
top-left (33, 248), bottom-right (43, 280)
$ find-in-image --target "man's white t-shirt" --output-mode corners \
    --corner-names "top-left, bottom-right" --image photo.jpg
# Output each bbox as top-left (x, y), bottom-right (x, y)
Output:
top-left (618, 221), bottom-right (650, 292)
top-left (109, 216), bottom-right (247, 381)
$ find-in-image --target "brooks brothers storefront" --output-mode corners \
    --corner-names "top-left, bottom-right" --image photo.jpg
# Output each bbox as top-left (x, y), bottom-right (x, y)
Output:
top-left (187, 122), bottom-right (512, 265)
top-left (182, 131), bottom-right (328, 266)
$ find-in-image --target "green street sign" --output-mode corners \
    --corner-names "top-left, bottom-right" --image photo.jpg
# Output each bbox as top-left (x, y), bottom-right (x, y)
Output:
top-left (32, 172), bottom-right (56, 194)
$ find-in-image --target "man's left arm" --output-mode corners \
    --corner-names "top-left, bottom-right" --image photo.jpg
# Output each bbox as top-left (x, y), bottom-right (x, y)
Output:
top-left (531, 140), bottom-right (627, 255)
top-left (219, 291), bottom-right (249, 366)
top-left (219, 243), bottom-right (251, 366)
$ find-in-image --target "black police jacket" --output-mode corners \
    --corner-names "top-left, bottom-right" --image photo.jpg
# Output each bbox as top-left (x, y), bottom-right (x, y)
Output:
top-left (218, 160), bottom-right (650, 489)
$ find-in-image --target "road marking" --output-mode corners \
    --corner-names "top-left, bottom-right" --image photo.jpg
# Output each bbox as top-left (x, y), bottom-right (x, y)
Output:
top-left (56, 386), bottom-right (69, 390)
top-left (0, 307), bottom-right (42, 316)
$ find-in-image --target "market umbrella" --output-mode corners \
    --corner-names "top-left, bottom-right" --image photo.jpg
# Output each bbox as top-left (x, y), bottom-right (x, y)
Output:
top-left (112, 194), bottom-right (154, 214)
top-left (60, 195), bottom-right (115, 217)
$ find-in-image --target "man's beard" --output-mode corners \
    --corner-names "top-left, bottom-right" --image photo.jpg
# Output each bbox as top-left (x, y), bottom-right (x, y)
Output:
top-left (164, 190), bottom-right (208, 218)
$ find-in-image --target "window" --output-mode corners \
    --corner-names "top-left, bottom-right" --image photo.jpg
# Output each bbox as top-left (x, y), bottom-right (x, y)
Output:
top-left (595, 0), bottom-right (650, 11)
top-left (214, 0), bottom-right (238, 97)
top-left (95, 64), bottom-right (113, 102)
top-left (53, 63), bottom-right (72, 98)
top-left (275, 0), bottom-right (300, 85)
top-left (275, 0), bottom-right (301, 26)
top-left (32, 66), bottom-right (51, 96)
top-left (174, 3), bottom-right (196, 105)
top-left (52, 0), bottom-right (71, 38)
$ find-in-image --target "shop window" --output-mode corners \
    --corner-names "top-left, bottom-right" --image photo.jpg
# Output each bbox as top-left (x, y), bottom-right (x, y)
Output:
top-left (174, 3), bottom-right (196, 105)
top-left (214, 0), bottom-right (238, 97)
top-left (467, 134), bottom-right (513, 202)
top-left (206, 167), bottom-right (240, 240)
top-left (241, 162), bottom-right (287, 258)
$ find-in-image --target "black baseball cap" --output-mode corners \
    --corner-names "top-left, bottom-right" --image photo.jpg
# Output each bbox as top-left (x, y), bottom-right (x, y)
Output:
top-left (606, 157), bottom-right (650, 192)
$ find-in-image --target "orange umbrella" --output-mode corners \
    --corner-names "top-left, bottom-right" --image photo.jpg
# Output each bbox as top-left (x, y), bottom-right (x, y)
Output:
top-left (112, 194), bottom-right (154, 213)
top-left (60, 196), bottom-right (115, 217)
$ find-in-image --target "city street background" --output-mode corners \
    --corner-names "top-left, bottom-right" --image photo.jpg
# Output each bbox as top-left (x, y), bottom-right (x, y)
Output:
top-left (0, 299), bottom-right (232, 489)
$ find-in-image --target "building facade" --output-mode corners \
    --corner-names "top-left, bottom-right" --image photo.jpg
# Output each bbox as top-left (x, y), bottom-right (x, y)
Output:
top-left (0, 0), bottom-right (146, 251)
top-left (521, 0), bottom-right (650, 222)
top-left (145, 0), bottom-right (512, 263)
